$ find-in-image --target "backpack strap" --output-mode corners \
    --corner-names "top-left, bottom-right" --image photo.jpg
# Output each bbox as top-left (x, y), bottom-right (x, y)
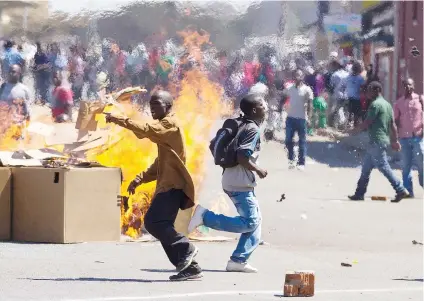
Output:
top-left (0, 82), bottom-right (6, 99)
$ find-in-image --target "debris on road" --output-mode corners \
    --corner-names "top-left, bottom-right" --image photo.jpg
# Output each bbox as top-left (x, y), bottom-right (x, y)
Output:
top-left (259, 240), bottom-right (270, 246)
top-left (371, 196), bottom-right (388, 201)
top-left (300, 213), bottom-right (308, 220)
top-left (284, 271), bottom-right (315, 297)
top-left (341, 262), bottom-right (352, 267)
top-left (94, 261), bottom-right (105, 264)
top-left (277, 194), bottom-right (286, 202)
top-left (412, 240), bottom-right (423, 245)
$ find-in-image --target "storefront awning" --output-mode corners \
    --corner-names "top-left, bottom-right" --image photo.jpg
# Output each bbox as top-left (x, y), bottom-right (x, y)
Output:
top-left (360, 27), bottom-right (394, 46)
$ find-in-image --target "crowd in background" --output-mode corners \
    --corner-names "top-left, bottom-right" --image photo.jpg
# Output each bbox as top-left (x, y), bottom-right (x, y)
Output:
top-left (0, 35), bottom-right (382, 129)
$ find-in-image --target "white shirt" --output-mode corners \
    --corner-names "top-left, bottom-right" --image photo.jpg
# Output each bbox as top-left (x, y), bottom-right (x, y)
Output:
top-left (285, 84), bottom-right (314, 120)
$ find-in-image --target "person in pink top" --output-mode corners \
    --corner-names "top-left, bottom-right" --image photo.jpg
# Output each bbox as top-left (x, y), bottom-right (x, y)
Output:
top-left (394, 78), bottom-right (424, 197)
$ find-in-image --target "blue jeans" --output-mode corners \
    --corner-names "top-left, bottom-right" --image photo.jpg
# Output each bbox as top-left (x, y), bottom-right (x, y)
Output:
top-left (285, 117), bottom-right (307, 166)
top-left (203, 191), bottom-right (262, 263)
top-left (355, 143), bottom-right (406, 197)
top-left (400, 137), bottom-right (424, 197)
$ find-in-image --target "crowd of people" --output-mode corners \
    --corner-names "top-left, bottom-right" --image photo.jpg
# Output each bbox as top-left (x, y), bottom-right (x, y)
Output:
top-left (0, 34), bottom-right (422, 282)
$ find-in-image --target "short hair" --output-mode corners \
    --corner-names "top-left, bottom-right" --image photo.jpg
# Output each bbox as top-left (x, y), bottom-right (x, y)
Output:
top-left (151, 90), bottom-right (173, 108)
top-left (368, 81), bottom-right (382, 92)
top-left (403, 78), bottom-right (414, 86)
top-left (240, 94), bottom-right (262, 115)
top-left (4, 40), bottom-right (14, 49)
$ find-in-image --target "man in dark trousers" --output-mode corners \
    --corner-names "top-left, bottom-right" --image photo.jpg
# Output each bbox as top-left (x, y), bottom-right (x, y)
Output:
top-left (106, 90), bottom-right (202, 281)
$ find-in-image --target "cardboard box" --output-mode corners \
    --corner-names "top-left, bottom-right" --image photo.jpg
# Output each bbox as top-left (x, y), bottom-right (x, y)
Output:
top-left (12, 167), bottom-right (121, 243)
top-left (0, 168), bottom-right (11, 240)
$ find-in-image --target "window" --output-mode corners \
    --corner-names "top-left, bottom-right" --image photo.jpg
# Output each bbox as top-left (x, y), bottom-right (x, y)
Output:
top-left (413, 1), bottom-right (418, 22)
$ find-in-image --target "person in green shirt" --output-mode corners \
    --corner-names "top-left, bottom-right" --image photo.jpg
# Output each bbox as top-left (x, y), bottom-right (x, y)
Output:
top-left (156, 55), bottom-right (174, 87)
top-left (348, 81), bottom-right (409, 203)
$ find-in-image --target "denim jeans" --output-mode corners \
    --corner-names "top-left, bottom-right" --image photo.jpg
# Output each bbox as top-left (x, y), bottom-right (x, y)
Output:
top-left (285, 117), bottom-right (307, 166)
top-left (355, 143), bottom-right (406, 197)
top-left (203, 190), bottom-right (262, 263)
top-left (400, 137), bottom-right (424, 197)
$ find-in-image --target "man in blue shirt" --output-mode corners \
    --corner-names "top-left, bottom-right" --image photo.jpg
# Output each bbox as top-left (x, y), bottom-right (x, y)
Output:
top-left (1, 41), bottom-right (25, 81)
top-left (343, 61), bottom-right (365, 126)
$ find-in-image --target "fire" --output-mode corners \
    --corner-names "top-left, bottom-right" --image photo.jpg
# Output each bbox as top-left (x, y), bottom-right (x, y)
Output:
top-left (0, 28), bottom-right (232, 239)
top-left (88, 28), bottom-right (231, 238)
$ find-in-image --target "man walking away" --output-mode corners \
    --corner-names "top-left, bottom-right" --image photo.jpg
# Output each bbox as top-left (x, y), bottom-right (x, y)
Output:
top-left (328, 60), bottom-right (349, 127)
top-left (394, 78), bottom-right (423, 198)
top-left (188, 94), bottom-right (267, 273)
top-left (33, 42), bottom-right (51, 104)
top-left (105, 91), bottom-right (202, 281)
top-left (344, 61), bottom-right (365, 126)
top-left (283, 69), bottom-right (314, 170)
top-left (348, 82), bottom-right (409, 203)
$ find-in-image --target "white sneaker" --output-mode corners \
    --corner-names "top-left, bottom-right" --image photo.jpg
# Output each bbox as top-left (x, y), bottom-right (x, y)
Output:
top-left (226, 260), bottom-right (258, 273)
top-left (188, 205), bottom-right (207, 234)
top-left (297, 165), bottom-right (305, 171)
top-left (289, 161), bottom-right (296, 170)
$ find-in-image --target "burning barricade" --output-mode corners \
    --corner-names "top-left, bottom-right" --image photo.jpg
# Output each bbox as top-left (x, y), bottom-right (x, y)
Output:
top-left (0, 29), bottom-right (232, 243)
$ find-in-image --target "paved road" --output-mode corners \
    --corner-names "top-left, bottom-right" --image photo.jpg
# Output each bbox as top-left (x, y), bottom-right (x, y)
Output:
top-left (0, 139), bottom-right (422, 301)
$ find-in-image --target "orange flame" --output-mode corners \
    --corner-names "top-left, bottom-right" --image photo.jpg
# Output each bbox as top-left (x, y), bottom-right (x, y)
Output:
top-left (88, 29), bottom-right (231, 238)
top-left (0, 28), bottom-right (232, 239)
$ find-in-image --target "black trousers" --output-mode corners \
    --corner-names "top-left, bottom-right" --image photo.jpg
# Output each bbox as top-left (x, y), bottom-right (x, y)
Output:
top-left (144, 189), bottom-right (200, 271)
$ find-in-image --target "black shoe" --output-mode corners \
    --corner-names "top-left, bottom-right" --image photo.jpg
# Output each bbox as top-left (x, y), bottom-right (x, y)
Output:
top-left (391, 190), bottom-right (410, 203)
top-left (176, 246), bottom-right (198, 272)
top-left (169, 267), bottom-right (203, 281)
top-left (348, 195), bottom-right (364, 201)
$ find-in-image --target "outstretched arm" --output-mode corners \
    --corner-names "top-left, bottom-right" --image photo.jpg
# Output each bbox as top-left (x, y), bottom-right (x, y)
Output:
top-left (106, 114), bottom-right (174, 143)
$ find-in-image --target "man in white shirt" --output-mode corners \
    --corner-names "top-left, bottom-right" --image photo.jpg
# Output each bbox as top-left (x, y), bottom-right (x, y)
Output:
top-left (283, 69), bottom-right (313, 170)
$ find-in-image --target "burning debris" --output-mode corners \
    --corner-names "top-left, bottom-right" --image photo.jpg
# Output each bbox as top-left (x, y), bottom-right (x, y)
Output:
top-left (0, 27), bottom-right (233, 239)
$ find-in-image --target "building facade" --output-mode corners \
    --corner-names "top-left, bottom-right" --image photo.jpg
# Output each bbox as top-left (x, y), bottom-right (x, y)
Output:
top-left (396, 0), bottom-right (423, 97)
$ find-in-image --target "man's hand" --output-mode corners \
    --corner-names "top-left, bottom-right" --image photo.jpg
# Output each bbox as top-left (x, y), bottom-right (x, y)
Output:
top-left (127, 175), bottom-right (144, 195)
top-left (104, 112), bottom-right (123, 124)
top-left (391, 140), bottom-right (401, 152)
top-left (255, 168), bottom-right (268, 179)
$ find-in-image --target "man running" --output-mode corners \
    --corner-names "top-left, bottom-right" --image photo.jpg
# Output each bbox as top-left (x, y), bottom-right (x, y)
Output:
top-left (106, 90), bottom-right (202, 281)
top-left (188, 94), bottom-right (267, 273)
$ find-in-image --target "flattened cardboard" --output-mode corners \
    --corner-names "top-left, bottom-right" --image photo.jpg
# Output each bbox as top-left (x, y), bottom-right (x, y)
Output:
top-left (75, 101), bottom-right (105, 132)
top-left (26, 122), bottom-right (55, 137)
top-left (45, 123), bottom-right (88, 146)
top-left (0, 168), bottom-right (11, 240)
top-left (12, 167), bottom-right (121, 243)
top-left (0, 152), bottom-right (42, 167)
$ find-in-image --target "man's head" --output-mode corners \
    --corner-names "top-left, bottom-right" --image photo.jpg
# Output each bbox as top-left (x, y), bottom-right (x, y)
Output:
top-left (403, 78), bottom-right (414, 96)
top-left (351, 61), bottom-right (363, 75)
top-left (8, 64), bottom-right (21, 84)
top-left (293, 69), bottom-right (304, 85)
top-left (150, 90), bottom-right (173, 120)
top-left (367, 81), bottom-right (383, 101)
top-left (329, 59), bottom-right (342, 72)
top-left (240, 94), bottom-right (267, 124)
top-left (4, 40), bottom-right (13, 50)
top-left (52, 70), bottom-right (62, 87)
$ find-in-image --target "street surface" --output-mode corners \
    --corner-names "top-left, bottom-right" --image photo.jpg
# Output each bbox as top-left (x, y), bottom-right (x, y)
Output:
top-left (0, 138), bottom-right (423, 301)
